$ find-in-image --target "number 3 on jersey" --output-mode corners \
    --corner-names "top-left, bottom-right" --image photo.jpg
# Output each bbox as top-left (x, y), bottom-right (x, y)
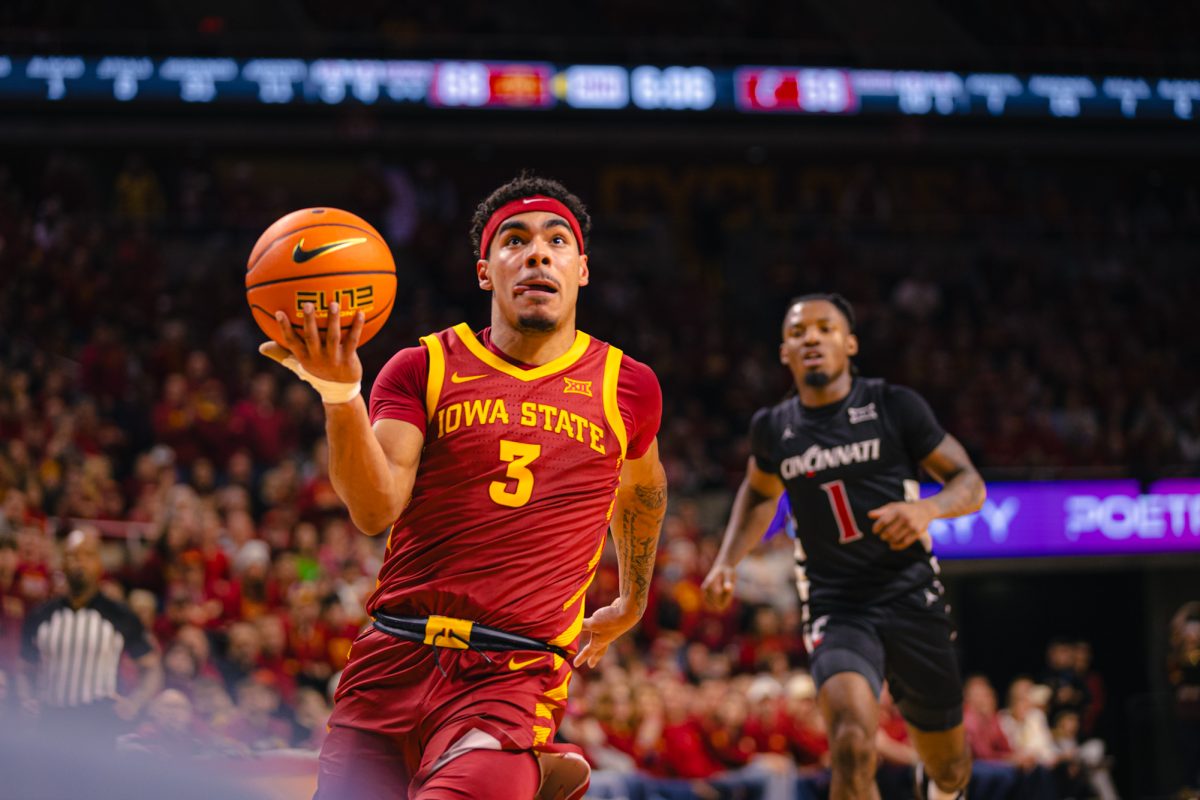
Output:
top-left (490, 440), bottom-right (542, 507)
top-left (820, 479), bottom-right (865, 544)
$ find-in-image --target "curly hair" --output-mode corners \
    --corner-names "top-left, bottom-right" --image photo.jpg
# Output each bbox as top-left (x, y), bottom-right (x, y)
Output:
top-left (786, 292), bottom-right (857, 332)
top-left (469, 173), bottom-right (592, 259)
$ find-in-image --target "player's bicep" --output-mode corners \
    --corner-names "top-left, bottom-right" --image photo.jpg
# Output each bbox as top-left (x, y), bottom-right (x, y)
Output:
top-left (745, 456), bottom-right (785, 501)
top-left (371, 418), bottom-right (425, 522)
top-left (919, 433), bottom-right (976, 485)
top-left (618, 438), bottom-right (667, 506)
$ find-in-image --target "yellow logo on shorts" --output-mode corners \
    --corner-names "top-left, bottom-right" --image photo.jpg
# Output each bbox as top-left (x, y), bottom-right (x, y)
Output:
top-left (508, 655), bottom-right (545, 670)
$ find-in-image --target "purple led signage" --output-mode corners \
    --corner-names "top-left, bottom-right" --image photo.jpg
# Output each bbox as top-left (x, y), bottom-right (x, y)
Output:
top-left (772, 480), bottom-right (1200, 559)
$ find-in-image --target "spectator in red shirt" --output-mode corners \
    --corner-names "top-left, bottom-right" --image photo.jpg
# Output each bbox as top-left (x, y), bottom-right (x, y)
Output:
top-left (153, 374), bottom-right (202, 467)
top-left (295, 441), bottom-right (343, 524)
top-left (704, 689), bottom-right (757, 769)
top-left (227, 374), bottom-right (287, 466)
top-left (284, 583), bottom-right (332, 690)
top-left (964, 675), bottom-right (1059, 799)
top-left (254, 612), bottom-right (297, 704)
top-left (963, 675), bottom-right (1014, 760)
top-left (783, 672), bottom-right (829, 768)
top-left (12, 526), bottom-right (53, 609)
top-left (656, 679), bottom-right (723, 779)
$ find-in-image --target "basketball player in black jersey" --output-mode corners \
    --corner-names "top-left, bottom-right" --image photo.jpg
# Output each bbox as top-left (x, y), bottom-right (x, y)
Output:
top-left (703, 294), bottom-right (985, 800)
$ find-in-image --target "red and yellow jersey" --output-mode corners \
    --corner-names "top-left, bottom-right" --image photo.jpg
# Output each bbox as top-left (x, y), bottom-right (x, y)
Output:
top-left (365, 323), bottom-right (653, 656)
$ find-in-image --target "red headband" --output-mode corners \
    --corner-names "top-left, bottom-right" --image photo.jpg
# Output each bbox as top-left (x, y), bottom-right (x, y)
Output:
top-left (479, 195), bottom-right (585, 259)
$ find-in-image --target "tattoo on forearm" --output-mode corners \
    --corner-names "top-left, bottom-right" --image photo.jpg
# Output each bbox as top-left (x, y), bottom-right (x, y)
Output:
top-left (634, 484), bottom-right (666, 510)
top-left (930, 469), bottom-right (984, 517)
top-left (619, 507), bottom-right (658, 613)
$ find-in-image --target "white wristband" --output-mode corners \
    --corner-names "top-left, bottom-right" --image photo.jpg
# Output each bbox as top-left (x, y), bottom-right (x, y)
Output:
top-left (279, 355), bottom-right (361, 405)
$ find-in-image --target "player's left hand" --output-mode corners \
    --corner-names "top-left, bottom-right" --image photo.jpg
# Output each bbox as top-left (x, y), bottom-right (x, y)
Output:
top-left (574, 597), bottom-right (640, 669)
top-left (867, 500), bottom-right (936, 551)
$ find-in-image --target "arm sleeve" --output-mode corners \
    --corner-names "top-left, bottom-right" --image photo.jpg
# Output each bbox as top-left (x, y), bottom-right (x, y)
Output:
top-left (885, 384), bottom-right (947, 461)
top-left (117, 605), bottom-right (154, 660)
top-left (368, 346), bottom-right (430, 432)
top-left (616, 354), bottom-right (663, 460)
top-left (749, 407), bottom-right (779, 475)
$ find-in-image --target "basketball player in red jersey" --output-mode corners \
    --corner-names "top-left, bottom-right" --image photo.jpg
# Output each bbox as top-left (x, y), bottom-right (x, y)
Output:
top-left (260, 175), bottom-right (666, 800)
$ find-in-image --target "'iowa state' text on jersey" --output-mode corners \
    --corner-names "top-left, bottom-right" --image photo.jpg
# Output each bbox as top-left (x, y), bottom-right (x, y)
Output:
top-left (434, 397), bottom-right (611, 455)
top-left (751, 378), bottom-right (947, 602)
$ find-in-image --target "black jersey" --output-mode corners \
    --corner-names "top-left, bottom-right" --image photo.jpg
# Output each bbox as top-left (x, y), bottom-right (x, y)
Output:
top-left (751, 377), bottom-right (947, 602)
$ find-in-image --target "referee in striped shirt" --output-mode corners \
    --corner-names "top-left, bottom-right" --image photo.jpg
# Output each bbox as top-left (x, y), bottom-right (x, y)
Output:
top-left (19, 529), bottom-right (162, 736)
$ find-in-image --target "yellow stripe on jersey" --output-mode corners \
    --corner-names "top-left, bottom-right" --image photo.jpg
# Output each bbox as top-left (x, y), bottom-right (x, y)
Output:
top-left (421, 333), bottom-right (447, 423)
top-left (549, 602), bottom-right (587, 653)
top-left (585, 533), bottom-right (606, 572)
top-left (451, 323), bottom-right (592, 381)
top-left (602, 345), bottom-right (628, 461)
top-left (561, 535), bottom-right (605, 611)
top-left (562, 570), bottom-right (598, 613)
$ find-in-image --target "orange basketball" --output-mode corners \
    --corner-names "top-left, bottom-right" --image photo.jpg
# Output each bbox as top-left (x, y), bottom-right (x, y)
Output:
top-left (246, 207), bottom-right (397, 349)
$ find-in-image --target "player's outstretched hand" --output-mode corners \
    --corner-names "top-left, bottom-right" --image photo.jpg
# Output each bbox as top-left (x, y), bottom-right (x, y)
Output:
top-left (574, 597), bottom-right (639, 669)
top-left (259, 302), bottom-right (366, 404)
top-left (701, 562), bottom-right (737, 611)
top-left (259, 301), bottom-right (365, 385)
top-left (867, 500), bottom-right (935, 551)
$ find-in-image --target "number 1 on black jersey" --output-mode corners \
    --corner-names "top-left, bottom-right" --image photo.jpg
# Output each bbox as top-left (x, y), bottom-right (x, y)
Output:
top-left (819, 479), bottom-right (865, 544)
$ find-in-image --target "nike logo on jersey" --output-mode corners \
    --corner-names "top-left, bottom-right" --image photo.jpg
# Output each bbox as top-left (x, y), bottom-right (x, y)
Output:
top-left (450, 372), bottom-right (487, 383)
top-left (509, 654), bottom-right (545, 670)
top-left (780, 438), bottom-right (881, 480)
top-left (848, 403), bottom-right (878, 424)
top-left (292, 237), bottom-right (368, 263)
top-left (782, 426), bottom-right (795, 440)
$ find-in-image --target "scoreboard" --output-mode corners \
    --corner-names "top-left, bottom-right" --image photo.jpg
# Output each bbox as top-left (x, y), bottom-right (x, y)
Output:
top-left (3, 54), bottom-right (1199, 122)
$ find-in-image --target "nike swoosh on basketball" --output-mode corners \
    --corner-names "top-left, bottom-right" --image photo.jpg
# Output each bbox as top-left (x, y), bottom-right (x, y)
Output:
top-left (508, 655), bottom-right (545, 670)
top-left (450, 372), bottom-right (487, 383)
top-left (292, 237), bottom-right (368, 263)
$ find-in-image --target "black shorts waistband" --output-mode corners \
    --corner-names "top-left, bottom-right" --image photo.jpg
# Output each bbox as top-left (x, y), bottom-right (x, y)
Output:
top-left (372, 611), bottom-right (570, 659)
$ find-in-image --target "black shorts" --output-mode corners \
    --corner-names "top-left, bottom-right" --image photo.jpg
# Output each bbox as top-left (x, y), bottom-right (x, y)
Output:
top-left (802, 582), bottom-right (963, 732)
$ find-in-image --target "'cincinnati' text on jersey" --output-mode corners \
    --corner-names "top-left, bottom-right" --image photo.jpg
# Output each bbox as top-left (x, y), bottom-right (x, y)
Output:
top-left (781, 438), bottom-right (881, 479)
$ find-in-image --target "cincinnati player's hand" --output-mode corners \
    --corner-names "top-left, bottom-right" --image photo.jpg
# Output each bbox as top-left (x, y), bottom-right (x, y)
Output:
top-left (574, 597), bottom-right (640, 669)
top-left (701, 562), bottom-right (737, 611)
top-left (867, 499), bottom-right (936, 550)
top-left (260, 301), bottom-right (365, 385)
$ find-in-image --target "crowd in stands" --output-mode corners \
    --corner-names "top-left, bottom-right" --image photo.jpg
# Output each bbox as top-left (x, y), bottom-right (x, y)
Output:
top-left (2, 146), bottom-right (1198, 797)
